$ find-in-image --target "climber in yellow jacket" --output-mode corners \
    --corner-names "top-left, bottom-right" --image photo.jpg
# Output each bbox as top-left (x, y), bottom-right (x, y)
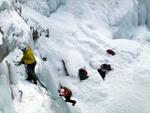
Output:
top-left (17, 45), bottom-right (47, 90)
top-left (18, 46), bottom-right (37, 84)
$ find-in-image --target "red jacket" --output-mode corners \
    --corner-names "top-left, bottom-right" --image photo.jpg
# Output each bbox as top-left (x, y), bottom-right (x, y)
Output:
top-left (60, 87), bottom-right (72, 97)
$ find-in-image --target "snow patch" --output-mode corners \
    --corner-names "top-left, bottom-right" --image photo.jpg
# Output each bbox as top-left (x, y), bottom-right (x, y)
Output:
top-left (61, 49), bottom-right (85, 77)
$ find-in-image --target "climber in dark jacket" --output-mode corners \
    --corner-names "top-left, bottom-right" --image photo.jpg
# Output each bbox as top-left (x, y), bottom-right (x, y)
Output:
top-left (58, 86), bottom-right (76, 106)
top-left (78, 68), bottom-right (89, 80)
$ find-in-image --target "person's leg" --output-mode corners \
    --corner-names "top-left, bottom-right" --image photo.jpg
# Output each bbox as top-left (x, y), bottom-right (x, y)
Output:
top-left (30, 62), bottom-right (36, 73)
top-left (67, 99), bottom-right (76, 106)
top-left (33, 77), bottom-right (37, 84)
top-left (65, 96), bottom-right (76, 106)
top-left (26, 65), bottom-right (33, 80)
top-left (27, 63), bottom-right (47, 89)
top-left (26, 62), bottom-right (37, 84)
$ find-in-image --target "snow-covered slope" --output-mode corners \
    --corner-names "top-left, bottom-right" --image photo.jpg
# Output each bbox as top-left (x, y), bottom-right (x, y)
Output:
top-left (0, 0), bottom-right (150, 113)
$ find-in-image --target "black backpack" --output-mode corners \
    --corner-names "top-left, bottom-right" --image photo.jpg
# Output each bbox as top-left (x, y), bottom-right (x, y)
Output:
top-left (78, 69), bottom-right (89, 80)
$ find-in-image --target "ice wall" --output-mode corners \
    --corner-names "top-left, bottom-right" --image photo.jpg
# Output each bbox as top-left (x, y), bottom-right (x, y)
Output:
top-left (107, 0), bottom-right (138, 39)
top-left (107, 0), bottom-right (150, 39)
top-left (0, 0), bottom-right (33, 62)
top-left (0, 62), bottom-right (16, 113)
top-left (138, 0), bottom-right (150, 28)
top-left (0, 0), bottom-right (32, 113)
top-left (18, 0), bottom-right (65, 16)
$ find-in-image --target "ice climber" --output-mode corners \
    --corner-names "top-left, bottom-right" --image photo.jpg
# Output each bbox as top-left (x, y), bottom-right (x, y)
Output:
top-left (18, 46), bottom-right (37, 84)
top-left (17, 45), bottom-right (47, 90)
top-left (78, 68), bottom-right (89, 80)
top-left (58, 86), bottom-right (76, 106)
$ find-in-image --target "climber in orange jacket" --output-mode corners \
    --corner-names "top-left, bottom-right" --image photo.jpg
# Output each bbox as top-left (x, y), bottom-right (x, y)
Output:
top-left (58, 86), bottom-right (76, 106)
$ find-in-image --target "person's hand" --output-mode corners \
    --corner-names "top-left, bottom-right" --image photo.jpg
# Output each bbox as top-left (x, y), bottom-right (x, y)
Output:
top-left (15, 61), bottom-right (22, 66)
top-left (59, 94), bottom-right (63, 96)
top-left (21, 60), bottom-right (25, 64)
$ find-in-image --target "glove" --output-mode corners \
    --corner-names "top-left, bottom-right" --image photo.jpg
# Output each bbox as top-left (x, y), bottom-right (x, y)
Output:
top-left (21, 60), bottom-right (25, 64)
top-left (15, 61), bottom-right (22, 66)
top-left (59, 94), bottom-right (63, 96)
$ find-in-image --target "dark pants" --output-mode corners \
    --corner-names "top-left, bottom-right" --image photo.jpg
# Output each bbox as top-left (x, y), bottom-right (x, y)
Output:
top-left (64, 96), bottom-right (76, 106)
top-left (26, 62), bottom-right (37, 84)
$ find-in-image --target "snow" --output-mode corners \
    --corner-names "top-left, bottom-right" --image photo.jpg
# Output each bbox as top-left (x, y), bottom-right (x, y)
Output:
top-left (111, 39), bottom-right (141, 55)
top-left (0, 0), bottom-right (150, 113)
top-left (61, 49), bottom-right (85, 77)
top-left (13, 83), bottom-right (54, 113)
top-left (0, 33), bottom-right (2, 44)
top-left (0, 73), bottom-right (16, 113)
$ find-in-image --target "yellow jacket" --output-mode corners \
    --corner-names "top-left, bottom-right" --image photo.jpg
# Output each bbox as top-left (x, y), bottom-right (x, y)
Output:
top-left (21, 47), bottom-right (36, 64)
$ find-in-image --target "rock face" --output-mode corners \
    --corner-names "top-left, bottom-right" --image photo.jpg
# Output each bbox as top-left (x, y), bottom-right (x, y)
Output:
top-left (110, 0), bottom-right (150, 39)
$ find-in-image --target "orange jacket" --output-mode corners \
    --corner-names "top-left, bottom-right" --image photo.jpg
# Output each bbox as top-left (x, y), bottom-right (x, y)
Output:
top-left (61, 87), bottom-right (72, 97)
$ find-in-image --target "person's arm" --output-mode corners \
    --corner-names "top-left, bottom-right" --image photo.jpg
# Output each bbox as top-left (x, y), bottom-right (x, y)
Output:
top-left (16, 58), bottom-right (25, 66)
top-left (21, 60), bottom-right (25, 64)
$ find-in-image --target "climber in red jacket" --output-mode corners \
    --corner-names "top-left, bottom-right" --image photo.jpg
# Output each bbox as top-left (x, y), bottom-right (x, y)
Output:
top-left (58, 86), bottom-right (76, 106)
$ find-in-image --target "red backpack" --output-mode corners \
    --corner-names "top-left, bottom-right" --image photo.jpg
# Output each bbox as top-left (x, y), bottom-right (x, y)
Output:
top-left (106, 49), bottom-right (115, 56)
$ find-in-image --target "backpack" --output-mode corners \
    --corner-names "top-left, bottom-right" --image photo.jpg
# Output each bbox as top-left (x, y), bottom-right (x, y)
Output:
top-left (78, 68), bottom-right (89, 80)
